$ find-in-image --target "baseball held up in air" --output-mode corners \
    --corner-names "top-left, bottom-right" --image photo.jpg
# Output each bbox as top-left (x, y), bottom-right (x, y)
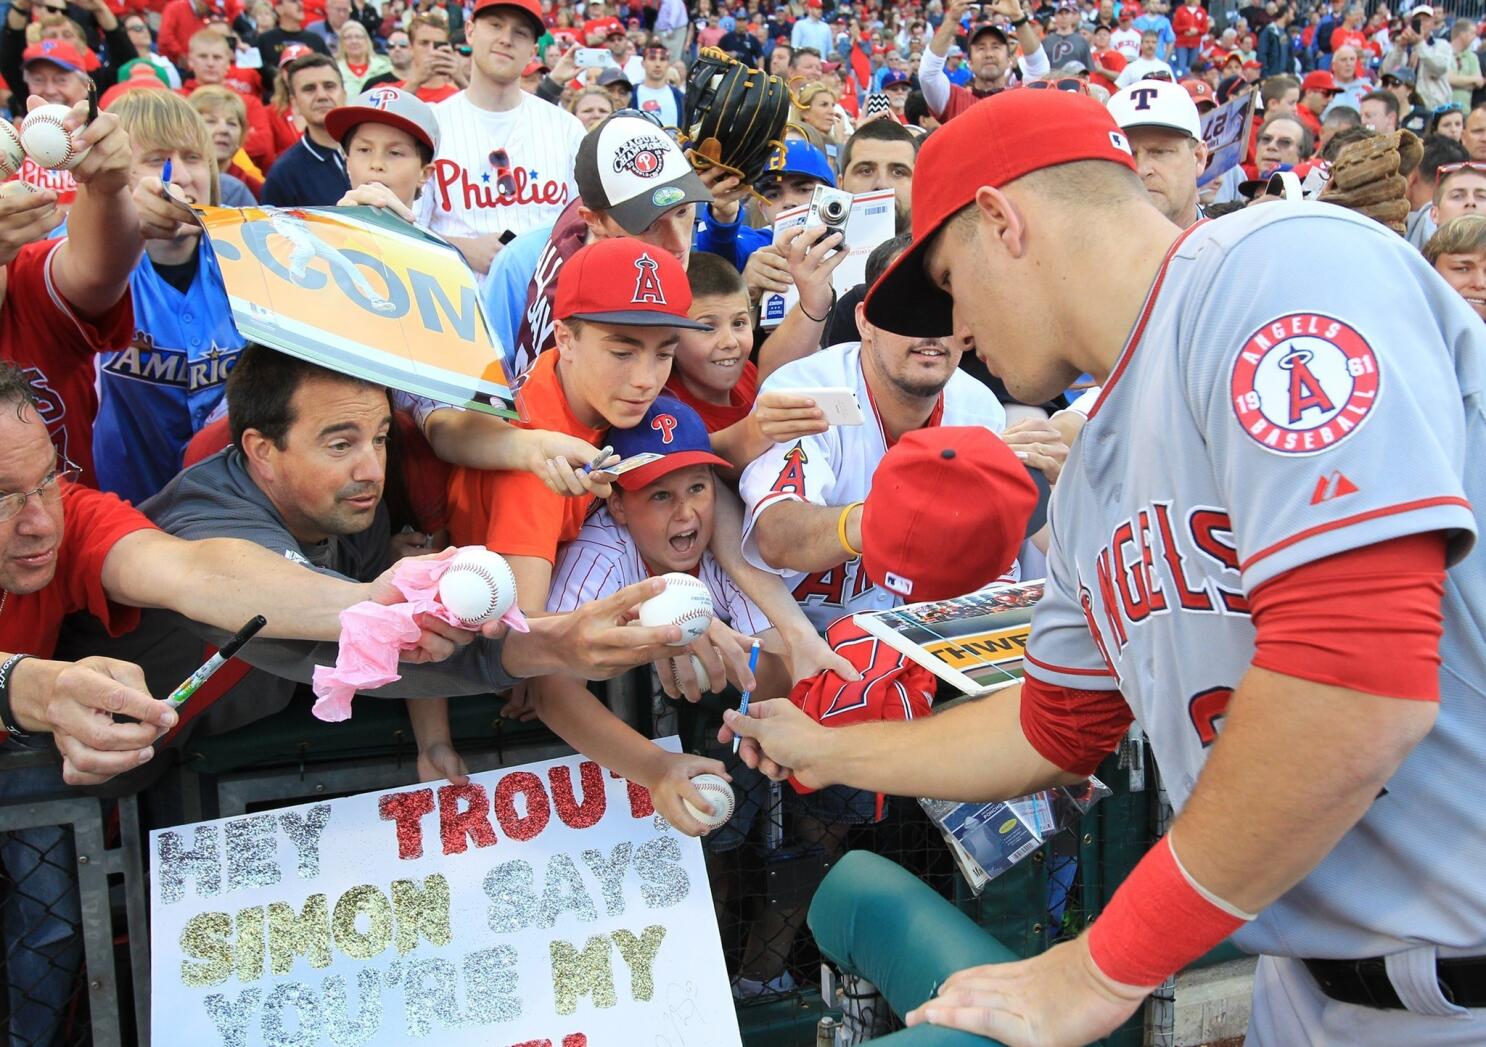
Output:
top-left (0, 121), bottom-right (25, 180)
top-left (682, 773), bottom-right (735, 831)
top-left (639, 573), bottom-right (715, 646)
top-left (20, 105), bottom-right (87, 171)
top-left (437, 548), bottom-right (517, 626)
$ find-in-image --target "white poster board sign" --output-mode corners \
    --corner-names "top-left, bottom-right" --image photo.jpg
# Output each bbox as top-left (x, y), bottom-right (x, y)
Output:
top-left (149, 741), bottom-right (742, 1047)
top-left (759, 187), bottom-right (897, 327)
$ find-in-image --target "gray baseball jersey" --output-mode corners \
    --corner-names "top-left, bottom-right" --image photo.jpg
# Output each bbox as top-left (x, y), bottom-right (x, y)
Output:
top-left (1026, 203), bottom-right (1484, 961)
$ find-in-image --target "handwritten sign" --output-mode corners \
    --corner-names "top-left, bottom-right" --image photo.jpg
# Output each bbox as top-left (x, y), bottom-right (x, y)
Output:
top-left (193, 204), bottom-right (517, 417)
top-left (149, 744), bottom-right (741, 1047)
top-left (1199, 92), bottom-right (1257, 187)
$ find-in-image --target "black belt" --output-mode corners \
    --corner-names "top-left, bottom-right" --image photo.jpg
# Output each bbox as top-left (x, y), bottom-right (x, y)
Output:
top-left (1302, 955), bottom-right (1486, 1010)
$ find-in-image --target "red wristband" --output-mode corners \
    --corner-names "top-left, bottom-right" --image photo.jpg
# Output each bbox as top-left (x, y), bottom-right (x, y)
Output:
top-left (1086, 836), bottom-right (1250, 987)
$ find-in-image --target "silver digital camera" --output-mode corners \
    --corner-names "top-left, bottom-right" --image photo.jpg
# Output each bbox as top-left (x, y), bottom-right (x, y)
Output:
top-left (805, 185), bottom-right (854, 238)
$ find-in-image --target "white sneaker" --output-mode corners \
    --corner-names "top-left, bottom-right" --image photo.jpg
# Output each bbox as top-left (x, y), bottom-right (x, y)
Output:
top-left (731, 970), bottom-right (798, 1000)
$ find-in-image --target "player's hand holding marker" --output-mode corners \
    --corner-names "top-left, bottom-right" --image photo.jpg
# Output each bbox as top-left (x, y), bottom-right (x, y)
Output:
top-left (721, 697), bottom-right (831, 788)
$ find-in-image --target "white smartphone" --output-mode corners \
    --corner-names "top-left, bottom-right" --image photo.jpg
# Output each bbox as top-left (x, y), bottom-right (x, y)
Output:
top-left (575, 46), bottom-right (615, 68)
top-left (794, 387), bottom-right (865, 426)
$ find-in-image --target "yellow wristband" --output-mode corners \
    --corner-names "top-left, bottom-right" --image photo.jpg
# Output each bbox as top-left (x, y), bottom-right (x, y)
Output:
top-left (837, 501), bottom-right (863, 558)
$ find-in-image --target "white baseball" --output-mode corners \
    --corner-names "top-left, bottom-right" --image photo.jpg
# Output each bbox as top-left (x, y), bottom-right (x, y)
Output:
top-left (0, 180), bottom-right (40, 200)
top-left (437, 548), bottom-right (517, 626)
top-left (0, 122), bottom-right (24, 179)
top-left (20, 105), bottom-right (86, 171)
top-left (682, 773), bottom-right (735, 830)
top-left (639, 573), bottom-right (715, 647)
top-left (687, 654), bottom-right (713, 693)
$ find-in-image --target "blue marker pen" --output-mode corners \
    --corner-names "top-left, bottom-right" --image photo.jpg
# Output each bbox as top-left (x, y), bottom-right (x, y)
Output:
top-left (732, 639), bottom-right (763, 754)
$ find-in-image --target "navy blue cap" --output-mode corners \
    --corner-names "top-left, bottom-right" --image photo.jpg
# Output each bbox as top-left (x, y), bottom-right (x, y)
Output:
top-left (609, 397), bottom-right (731, 490)
top-left (881, 69), bottom-right (912, 89)
top-left (760, 140), bottom-right (837, 188)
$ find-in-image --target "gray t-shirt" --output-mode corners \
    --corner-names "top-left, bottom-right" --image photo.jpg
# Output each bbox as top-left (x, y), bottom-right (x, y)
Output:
top-left (110, 448), bottom-right (518, 737)
top-left (1044, 31), bottom-right (1094, 70)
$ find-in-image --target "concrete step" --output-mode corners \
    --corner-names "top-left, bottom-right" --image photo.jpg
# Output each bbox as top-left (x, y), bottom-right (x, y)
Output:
top-left (1173, 957), bottom-right (1257, 1046)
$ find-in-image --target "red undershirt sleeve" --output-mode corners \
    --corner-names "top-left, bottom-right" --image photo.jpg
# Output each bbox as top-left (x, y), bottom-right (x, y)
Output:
top-left (1248, 532), bottom-right (1448, 702)
top-left (1019, 672), bottom-right (1134, 778)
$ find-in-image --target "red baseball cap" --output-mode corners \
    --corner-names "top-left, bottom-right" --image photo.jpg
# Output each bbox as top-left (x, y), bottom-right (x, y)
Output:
top-left (23, 40), bottom-right (87, 74)
top-left (554, 238), bottom-right (710, 329)
top-left (861, 427), bottom-right (1039, 602)
top-left (279, 42), bottom-right (314, 67)
top-left (470, 0), bottom-right (544, 39)
top-left (1301, 69), bottom-right (1341, 94)
top-left (864, 90), bottom-right (1137, 337)
top-left (1181, 77), bottom-right (1213, 102)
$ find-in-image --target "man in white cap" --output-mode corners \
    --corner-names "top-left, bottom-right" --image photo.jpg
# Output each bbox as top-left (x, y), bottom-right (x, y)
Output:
top-left (481, 112), bottom-right (714, 378)
top-left (1108, 78), bottom-right (1209, 229)
top-left (1382, 5), bottom-right (1452, 110)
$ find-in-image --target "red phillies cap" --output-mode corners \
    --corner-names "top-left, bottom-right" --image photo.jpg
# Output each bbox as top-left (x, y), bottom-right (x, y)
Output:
top-left (471, 0), bottom-right (544, 39)
top-left (1301, 69), bottom-right (1341, 94)
top-left (279, 42), bottom-right (314, 67)
top-left (861, 427), bottom-right (1038, 602)
top-left (23, 40), bottom-right (87, 74)
top-left (554, 238), bottom-right (710, 329)
top-left (864, 91), bottom-right (1137, 337)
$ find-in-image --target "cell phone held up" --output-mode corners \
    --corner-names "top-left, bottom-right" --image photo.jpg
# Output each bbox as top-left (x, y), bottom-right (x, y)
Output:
top-left (864, 91), bottom-right (892, 118)
top-left (575, 47), bottom-right (614, 69)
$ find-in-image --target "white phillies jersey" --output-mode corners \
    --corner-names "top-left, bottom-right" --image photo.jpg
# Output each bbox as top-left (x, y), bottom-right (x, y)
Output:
top-left (740, 342), bottom-right (1007, 632)
top-left (1026, 203), bottom-right (1485, 961)
top-left (414, 92), bottom-right (584, 242)
top-left (547, 505), bottom-right (773, 637)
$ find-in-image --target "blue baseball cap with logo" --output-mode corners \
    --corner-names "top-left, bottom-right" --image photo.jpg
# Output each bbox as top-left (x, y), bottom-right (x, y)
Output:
top-left (881, 69), bottom-right (912, 90)
top-left (760, 140), bottom-right (837, 189)
top-left (608, 397), bottom-right (731, 490)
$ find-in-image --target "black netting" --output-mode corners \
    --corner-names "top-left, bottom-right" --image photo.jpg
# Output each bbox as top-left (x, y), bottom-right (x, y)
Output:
top-left (0, 823), bottom-right (88, 1047)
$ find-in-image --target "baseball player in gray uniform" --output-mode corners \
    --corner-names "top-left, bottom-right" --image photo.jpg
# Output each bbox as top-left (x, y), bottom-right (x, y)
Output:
top-left (723, 88), bottom-right (1486, 1045)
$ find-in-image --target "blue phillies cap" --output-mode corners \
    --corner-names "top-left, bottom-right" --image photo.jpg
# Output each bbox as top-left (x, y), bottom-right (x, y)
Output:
top-left (761, 140), bottom-right (837, 188)
top-left (881, 69), bottom-right (912, 89)
top-left (608, 396), bottom-right (731, 490)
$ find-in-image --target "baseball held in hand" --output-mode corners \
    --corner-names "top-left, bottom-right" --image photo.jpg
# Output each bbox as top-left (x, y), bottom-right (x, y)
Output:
top-left (639, 573), bottom-right (714, 646)
top-left (0, 121), bottom-right (24, 180)
top-left (438, 548), bottom-right (517, 626)
top-left (20, 105), bottom-right (87, 171)
top-left (683, 773), bottom-right (735, 831)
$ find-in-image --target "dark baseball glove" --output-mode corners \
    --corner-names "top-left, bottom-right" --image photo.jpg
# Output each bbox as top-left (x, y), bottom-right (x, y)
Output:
top-left (1319, 129), bottom-right (1422, 235)
top-left (682, 47), bottom-right (793, 186)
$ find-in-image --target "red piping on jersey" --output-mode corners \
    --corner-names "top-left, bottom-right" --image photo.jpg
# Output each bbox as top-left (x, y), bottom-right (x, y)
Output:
top-left (1085, 221), bottom-right (1207, 421)
top-left (1239, 496), bottom-right (1472, 573)
top-left (1024, 651), bottom-right (1115, 678)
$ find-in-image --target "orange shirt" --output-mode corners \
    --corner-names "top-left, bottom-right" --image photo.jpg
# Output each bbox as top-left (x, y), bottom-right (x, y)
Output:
top-left (445, 350), bottom-right (606, 563)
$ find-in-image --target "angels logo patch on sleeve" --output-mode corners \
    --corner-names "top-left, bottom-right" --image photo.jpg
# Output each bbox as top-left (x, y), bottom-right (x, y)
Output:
top-left (1229, 312), bottom-right (1380, 455)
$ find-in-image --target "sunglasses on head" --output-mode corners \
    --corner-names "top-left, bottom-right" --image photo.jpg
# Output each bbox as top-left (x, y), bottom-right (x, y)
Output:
top-left (1026, 77), bottom-right (1086, 92)
top-left (644, 46), bottom-right (669, 57)
top-left (1438, 161), bottom-right (1486, 176)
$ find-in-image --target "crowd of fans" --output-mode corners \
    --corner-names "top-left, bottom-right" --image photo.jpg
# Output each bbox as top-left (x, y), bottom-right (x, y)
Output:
top-left (1, 0), bottom-right (1486, 1039)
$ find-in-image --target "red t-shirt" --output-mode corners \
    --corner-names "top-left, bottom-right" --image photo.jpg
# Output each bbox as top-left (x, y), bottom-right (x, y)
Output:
top-left (1172, 3), bottom-right (1209, 47)
top-left (0, 483), bottom-right (155, 658)
top-left (1330, 27), bottom-right (1368, 53)
top-left (665, 360), bottom-right (758, 433)
top-left (1091, 49), bottom-right (1127, 94)
top-left (581, 15), bottom-right (624, 44)
top-left (396, 80), bottom-right (461, 104)
top-left (2, 240), bottom-right (135, 487)
top-left (445, 350), bottom-right (606, 564)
